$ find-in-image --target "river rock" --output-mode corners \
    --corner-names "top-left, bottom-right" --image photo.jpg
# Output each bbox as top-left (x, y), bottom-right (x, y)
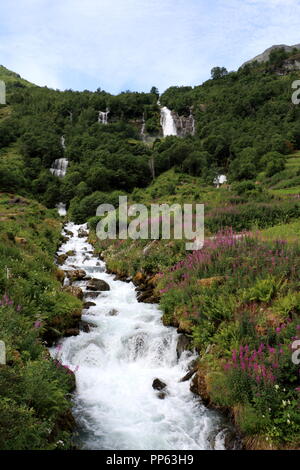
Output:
top-left (79, 321), bottom-right (91, 333)
top-left (137, 288), bottom-right (153, 302)
top-left (66, 269), bottom-right (87, 281)
top-left (64, 229), bottom-right (73, 237)
top-left (63, 286), bottom-right (84, 300)
top-left (66, 250), bottom-right (75, 257)
top-left (87, 278), bottom-right (110, 291)
top-left (187, 358), bottom-right (198, 371)
top-left (176, 334), bottom-right (192, 358)
top-left (57, 253), bottom-right (68, 265)
top-left (179, 367), bottom-right (197, 382)
top-left (84, 291), bottom-right (101, 299)
top-left (190, 368), bottom-right (210, 405)
top-left (108, 308), bottom-right (118, 316)
top-left (64, 328), bottom-right (80, 337)
top-left (84, 301), bottom-right (96, 309)
top-left (152, 378), bottom-right (167, 391)
top-left (78, 228), bottom-right (88, 238)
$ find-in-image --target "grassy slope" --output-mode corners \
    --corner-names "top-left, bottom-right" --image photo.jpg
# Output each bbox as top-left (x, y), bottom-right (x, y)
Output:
top-left (0, 192), bottom-right (83, 450)
top-left (89, 157), bottom-right (300, 450)
top-left (0, 65), bottom-right (34, 88)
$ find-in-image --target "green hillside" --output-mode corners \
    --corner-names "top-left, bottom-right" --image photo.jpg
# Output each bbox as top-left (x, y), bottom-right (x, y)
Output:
top-left (0, 65), bottom-right (34, 89)
top-left (1, 51), bottom-right (300, 449)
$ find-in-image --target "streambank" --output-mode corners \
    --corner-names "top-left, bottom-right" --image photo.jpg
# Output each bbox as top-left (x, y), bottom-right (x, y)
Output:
top-left (90, 233), bottom-right (300, 450)
top-left (92, 245), bottom-right (242, 450)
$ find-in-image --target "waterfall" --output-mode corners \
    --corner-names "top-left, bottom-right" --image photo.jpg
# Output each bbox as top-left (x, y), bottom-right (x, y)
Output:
top-left (214, 175), bottom-right (227, 188)
top-left (50, 158), bottom-right (69, 178)
top-left (50, 223), bottom-right (236, 450)
top-left (160, 106), bottom-right (177, 137)
top-left (56, 202), bottom-right (67, 216)
top-left (61, 135), bottom-right (66, 150)
top-left (50, 137), bottom-right (69, 216)
top-left (98, 108), bottom-right (110, 124)
top-left (141, 113), bottom-right (146, 141)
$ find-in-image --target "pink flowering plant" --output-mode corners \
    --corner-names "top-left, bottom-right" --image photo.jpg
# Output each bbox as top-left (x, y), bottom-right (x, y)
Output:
top-left (157, 229), bottom-right (300, 445)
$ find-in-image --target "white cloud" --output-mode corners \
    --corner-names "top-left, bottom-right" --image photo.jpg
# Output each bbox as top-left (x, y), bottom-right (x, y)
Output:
top-left (0, 0), bottom-right (300, 93)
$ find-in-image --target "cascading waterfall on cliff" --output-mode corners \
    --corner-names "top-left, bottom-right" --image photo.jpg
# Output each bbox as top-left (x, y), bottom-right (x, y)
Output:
top-left (50, 223), bottom-right (234, 450)
top-left (141, 112), bottom-right (146, 141)
top-left (50, 136), bottom-right (69, 216)
top-left (50, 158), bottom-right (68, 178)
top-left (61, 135), bottom-right (66, 150)
top-left (98, 109), bottom-right (110, 124)
top-left (160, 106), bottom-right (178, 137)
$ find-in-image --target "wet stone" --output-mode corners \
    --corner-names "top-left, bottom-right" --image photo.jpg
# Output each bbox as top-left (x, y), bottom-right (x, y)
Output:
top-left (87, 278), bottom-right (110, 291)
top-left (83, 301), bottom-right (96, 309)
top-left (108, 308), bottom-right (118, 316)
top-left (152, 378), bottom-right (167, 391)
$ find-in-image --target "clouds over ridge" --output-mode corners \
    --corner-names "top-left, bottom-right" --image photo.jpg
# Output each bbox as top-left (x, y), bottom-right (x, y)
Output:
top-left (0, 0), bottom-right (300, 93)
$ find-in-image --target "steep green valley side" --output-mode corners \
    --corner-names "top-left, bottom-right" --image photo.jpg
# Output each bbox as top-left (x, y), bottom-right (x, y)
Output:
top-left (0, 193), bottom-right (82, 449)
top-left (1, 51), bottom-right (300, 449)
top-left (89, 170), bottom-right (300, 450)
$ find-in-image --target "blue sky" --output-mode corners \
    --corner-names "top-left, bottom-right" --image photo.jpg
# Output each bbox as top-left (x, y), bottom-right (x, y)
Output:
top-left (0, 0), bottom-right (300, 94)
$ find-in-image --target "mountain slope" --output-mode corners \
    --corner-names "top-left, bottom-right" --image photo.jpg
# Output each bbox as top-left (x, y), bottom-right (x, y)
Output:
top-left (242, 43), bottom-right (300, 66)
top-left (0, 65), bottom-right (35, 88)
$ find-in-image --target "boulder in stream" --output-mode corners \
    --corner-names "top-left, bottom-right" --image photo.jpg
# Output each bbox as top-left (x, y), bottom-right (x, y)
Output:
top-left (66, 269), bottom-right (87, 281)
top-left (176, 334), bottom-right (192, 358)
top-left (84, 291), bottom-right (101, 299)
top-left (64, 229), bottom-right (73, 237)
top-left (87, 278), bottom-right (110, 291)
top-left (84, 301), bottom-right (96, 309)
top-left (108, 308), bottom-right (118, 316)
top-left (56, 253), bottom-right (68, 265)
top-left (78, 228), bottom-right (88, 238)
top-left (179, 367), bottom-right (197, 383)
top-left (66, 250), bottom-right (75, 257)
top-left (152, 378), bottom-right (167, 391)
top-left (80, 321), bottom-right (91, 333)
top-left (63, 286), bottom-right (84, 300)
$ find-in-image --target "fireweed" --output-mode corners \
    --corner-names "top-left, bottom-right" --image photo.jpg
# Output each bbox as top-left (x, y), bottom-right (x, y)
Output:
top-left (157, 229), bottom-right (300, 444)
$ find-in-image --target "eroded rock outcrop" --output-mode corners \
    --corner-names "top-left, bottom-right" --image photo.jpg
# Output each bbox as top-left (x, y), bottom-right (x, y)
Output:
top-left (172, 110), bottom-right (195, 137)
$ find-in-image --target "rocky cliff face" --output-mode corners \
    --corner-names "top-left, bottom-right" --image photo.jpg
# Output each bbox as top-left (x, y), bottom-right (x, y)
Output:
top-left (172, 110), bottom-right (195, 137)
top-left (281, 53), bottom-right (300, 73)
top-left (242, 43), bottom-right (300, 67)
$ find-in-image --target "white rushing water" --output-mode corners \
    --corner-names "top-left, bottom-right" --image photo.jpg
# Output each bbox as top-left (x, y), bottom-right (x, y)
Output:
top-left (61, 135), bottom-right (66, 150)
top-left (56, 202), bottom-right (67, 217)
top-left (50, 137), bottom-right (69, 215)
top-left (160, 106), bottom-right (177, 137)
top-left (98, 109), bottom-right (110, 124)
top-left (213, 175), bottom-right (227, 188)
top-left (141, 112), bottom-right (146, 141)
top-left (50, 158), bottom-right (69, 178)
top-left (50, 223), bottom-right (232, 450)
